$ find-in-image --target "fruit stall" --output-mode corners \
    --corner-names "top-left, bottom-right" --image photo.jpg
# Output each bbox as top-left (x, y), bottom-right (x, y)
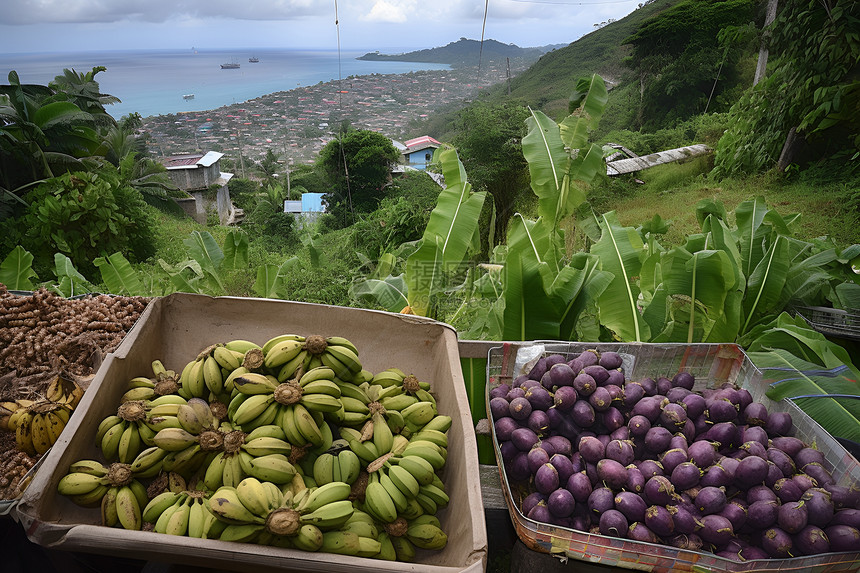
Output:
top-left (2, 290), bottom-right (860, 572)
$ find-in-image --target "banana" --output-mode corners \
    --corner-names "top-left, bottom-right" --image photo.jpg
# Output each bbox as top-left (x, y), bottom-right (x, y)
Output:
top-left (371, 370), bottom-right (404, 388)
top-left (388, 464), bottom-right (420, 498)
top-left (391, 535), bottom-right (416, 562)
top-left (247, 454), bottom-right (296, 484)
top-left (386, 410), bottom-right (406, 435)
top-left (100, 420), bottom-right (127, 460)
top-left (379, 394), bottom-right (419, 412)
top-left (319, 531), bottom-right (362, 556)
top-left (299, 367), bottom-right (338, 386)
top-left (296, 481), bottom-right (352, 513)
top-left (30, 413), bottom-right (54, 455)
top-left (208, 487), bottom-right (265, 524)
top-left (411, 429), bottom-right (448, 449)
top-left (213, 346), bottom-right (243, 371)
top-left (313, 454), bottom-right (335, 486)
top-left (401, 401), bottom-right (436, 428)
top-left (279, 406), bottom-right (308, 448)
top-left (364, 478), bottom-right (398, 523)
top-left (395, 455), bottom-right (436, 486)
top-left (262, 481), bottom-right (285, 512)
top-left (187, 499), bottom-right (208, 538)
top-left (325, 345), bottom-right (362, 375)
top-left (376, 532), bottom-right (397, 561)
top-left (69, 483), bottom-right (110, 508)
top-left (121, 387), bottom-right (156, 403)
top-left (118, 424), bottom-right (142, 464)
top-left (240, 401), bottom-right (279, 432)
top-left (337, 450), bottom-right (361, 485)
top-left (372, 413), bottom-right (394, 456)
top-left (232, 394), bottom-right (273, 427)
top-left (154, 498), bottom-right (184, 534)
top-left (300, 499), bottom-right (355, 529)
top-left (406, 523), bottom-right (448, 550)
top-left (346, 438), bottom-right (378, 465)
top-left (145, 415), bottom-right (182, 432)
top-left (357, 535), bottom-right (383, 558)
top-left (264, 339), bottom-right (304, 370)
top-left (274, 350), bottom-right (306, 383)
top-left (261, 333), bottom-right (305, 356)
top-left (177, 398), bottom-right (215, 434)
top-left (161, 444), bottom-right (203, 475)
top-left (301, 379), bottom-right (342, 398)
top-left (237, 450), bottom-right (255, 476)
top-left (340, 397), bottom-right (370, 415)
top-left (423, 414), bottom-right (453, 434)
top-left (185, 359), bottom-right (206, 398)
top-left (233, 372), bottom-right (278, 395)
top-left (69, 460), bottom-right (108, 476)
top-left (218, 523), bottom-right (263, 543)
top-left (148, 394), bottom-right (189, 407)
top-left (400, 497), bottom-right (424, 520)
top-left (153, 427), bottom-right (198, 451)
top-left (292, 524), bottom-right (324, 552)
top-left (319, 353), bottom-right (354, 382)
top-left (204, 452), bottom-right (230, 491)
top-left (380, 471), bottom-right (409, 513)
top-left (222, 451), bottom-right (245, 488)
top-left (335, 381), bottom-right (370, 405)
top-left (143, 491), bottom-right (184, 523)
top-left (101, 487), bottom-right (120, 527)
top-left (419, 483), bottom-right (449, 508)
top-left (293, 404), bottom-right (323, 446)
top-left (246, 424), bottom-right (287, 442)
top-left (225, 339), bottom-right (262, 354)
top-left (116, 486), bottom-right (143, 530)
top-left (402, 444), bottom-right (446, 471)
top-left (236, 478), bottom-right (271, 518)
top-left (324, 336), bottom-right (359, 355)
top-left (165, 498), bottom-right (191, 535)
top-left (202, 355), bottom-right (224, 395)
top-left (130, 446), bottom-right (169, 478)
top-left (242, 436), bottom-right (292, 457)
top-left (127, 376), bottom-right (155, 390)
top-left (148, 403), bottom-right (183, 418)
top-left (224, 367), bottom-right (251, 394)
top-left (414, 492), bottom-right (438, 515)
top-left (300, 393), bottom-right (343, 414)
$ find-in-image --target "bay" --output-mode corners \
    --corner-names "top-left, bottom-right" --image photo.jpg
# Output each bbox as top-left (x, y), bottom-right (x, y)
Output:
top-left (0, 48), bottom-right (449, 119)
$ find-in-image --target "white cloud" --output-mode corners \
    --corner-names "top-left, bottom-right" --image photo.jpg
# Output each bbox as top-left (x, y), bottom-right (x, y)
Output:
top-left (362, 1), bottom-right (409, 23)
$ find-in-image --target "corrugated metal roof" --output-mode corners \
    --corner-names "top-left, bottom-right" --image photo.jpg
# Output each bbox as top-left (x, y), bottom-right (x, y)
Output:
top-left (302, 193), bottom-right (325, 212)
top-left (404, 135), bottom-right (441, 149)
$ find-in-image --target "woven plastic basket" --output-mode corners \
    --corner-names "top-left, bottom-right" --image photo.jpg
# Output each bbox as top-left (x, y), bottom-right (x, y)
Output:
top-left (487, 341), bottom-right (860, 573)
top-left (792, 306), bottom-right (860, 341)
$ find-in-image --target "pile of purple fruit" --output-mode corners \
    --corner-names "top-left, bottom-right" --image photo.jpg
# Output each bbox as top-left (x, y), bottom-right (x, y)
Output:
top-left (490, 349), bottom-right (860, 561)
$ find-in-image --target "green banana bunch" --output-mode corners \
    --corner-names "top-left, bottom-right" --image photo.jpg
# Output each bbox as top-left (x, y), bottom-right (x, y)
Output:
top-left (311, 449), bottom-right (362, 486)
top-left (58, 461), bottom-right (147, 527)
top-left (261, 334), bottom-right (363, 383)
top-left (96, 395), bottom-right (187, 462)
top-left (119, 360), bottom-right (182, 403)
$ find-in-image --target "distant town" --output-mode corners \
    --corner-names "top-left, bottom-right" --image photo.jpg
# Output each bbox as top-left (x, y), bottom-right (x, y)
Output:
top-left (142, 59), bottom-right (524, 170)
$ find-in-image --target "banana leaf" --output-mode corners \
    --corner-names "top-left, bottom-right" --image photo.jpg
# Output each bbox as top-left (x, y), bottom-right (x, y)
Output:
top-left (752, 348), bottom-right (860, 442)
top-left (158, 259), bottom-right (204, 294)
top-left (94, 252), bottom-right (144, 295)
top-left (593, 211), bottom-right (650, 342)
top-left (523, 108), bottom-right (575, 227)
top-left (559, 74), bottom-right (608, 150)
top-left (53, 253), bottom-right (93, 297)
top-left (0, 245), bottom-right (36, 290)
top-left (834, 282), bottom-right (860, 310)
top-left (459, 355), bottom-right (495, 464)
top-left (696, 199), bottom-right (729, 227)
top-left (349, 274), bottom-right (409, 313)
top-left (183, 230), bottom-right (225, 293)
top-left (253, 264), bottom-right (280, 298)
top-left (734, 196), bottom-right (771, 279)
top-left (741, 234), bottom-right (789, 335)
top-left (405, 238), bottom-right (442, 318)
top-left (558, 253), bottom-right (613, 342)
top-left (222, 229), bottom-right (249, 270)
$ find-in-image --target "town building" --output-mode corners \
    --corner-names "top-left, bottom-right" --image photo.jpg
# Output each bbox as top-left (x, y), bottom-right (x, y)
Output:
top-left (401, 136), bottom-right (441, 170)
top-left (161, 151), bottom-right (238, 225)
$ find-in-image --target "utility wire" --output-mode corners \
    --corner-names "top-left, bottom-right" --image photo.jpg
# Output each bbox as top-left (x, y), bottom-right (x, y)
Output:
top-left (333, 0), bottom-right (355, 227)
top-left (478, 0), bottom-right (489, 75)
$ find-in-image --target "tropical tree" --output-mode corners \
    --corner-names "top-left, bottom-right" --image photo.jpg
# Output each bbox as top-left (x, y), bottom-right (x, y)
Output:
top-left (49, 66), bottom-right (120, 130)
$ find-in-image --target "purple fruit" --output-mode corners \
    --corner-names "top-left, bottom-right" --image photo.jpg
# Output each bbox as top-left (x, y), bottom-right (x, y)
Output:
top-left (578, 435), bottom-right (605, 464)
top-left (628, 415), bottom-right (651, 439)
top-left (803, 463), bottom-right (835, 487)
top-left (739, 546), bottom-right (769, 560)
top-left (500, 441), bottom-right (519, 464)
top-left (767, 447), bottom-right (796, 477)
top-left (832, 508), bottom-right (860, 528)
top-left (719, 499), bottom-right (747, 531)
top-left (527, 446), bottom-right (551, 474)
top-left (688, 440), bottom-right (718, 469)
top-left (644, 475), bottom-right (676, 506)
top-left (794, 524), bottom-right (830, 555)
top-left (704, 422), bottom-right (737, 448)
top-left (672, 462), bottom-right (702, 491)
top-left (795, 447), bottom-right (826, 469)
top-left (553, 386), bottom-right (578, 411)
top-left (527, 357), bottom-right (548, 381)
top-left (627, 522), bottom-right (660, 543)
top-left (571, 400), bottom-right (596, 427)
top-left (672, 371), bottom-right (695, 390)
top-left (659, 448), bottom-right (689, 475)
top-left (632, 396), bottom-right (664, 423)
top-left (766, 411), bottom-right (793, 436)
top-left (743, 402), bottom-right (769, 426)
top-left (669, 434), bottom-right (689, 452)
top-left (511, 427), bottom-right (540, 451)
top-left (544, 435), bottom-right (572, 457)
top-left (644, 426), bottom-right (673, 453)
top-left (507, 451), bottom-right (531, 481)
top-left (599, 509), bottom-right (629, 538)
top-left (701, 464), bottom-right (733, 488)
top-left (739, 440), bottom-right (767, 460)
top-left (626, 466), bottom-right (646, 493)
top-left (645, 505), bottom-right (675, 537)
top-left (573, 373), bottom-right (597, 397)
top-left (509, 397), bottom-right (532, 421)
top-left (742, 425), bottom-right (769, 448)
top-left (613, 491), bottom-right (647, 523)
top-left (765, 462), bottom-right (784, 488)
top-left (597, 459), bottom-right (628, 490)
top-left (548, 487), bottom-right (576, 518)
top-left (734, 455), bottom-right (768, 488)
top-left (489, 383), bottom-right (510, 400)
top-left (706, 399), bottom-right (738, 423)
top-left (548, 363), bottom-right (576, 388)
top-left (699, 514), bottom-right (734, 546)
top-left (681, 394), bottom-right (706, 420)
top-left (802, 488), bottom-right (835, 527)
top-left (718, 456), bottom-right (739, 479)
top-left (585, 462), bottom-right (599, 486)
top-left (525, 385), bottom-right (554, 411)
top-left (527, 500), bottom-right (551, 523)
top-left (605, 440), bottom-right (635, 466)
top-left (546, 406), bottom-right (563, 429)
top-left (566, 471), bottom-right (592, 503)
top-left (610, 426), bottom-right (630, 443)
top-left (737, 388), bottom-right (753, 412)
top-left (554, 416), bottom-right (580, 441)
top-left (522, 491), bottom-right (546, 516)
top-left (583, 364), bottom-right (610, 385)
top-left (748, 499), bottom-right (780, 529)
top-left (770, 436), bottom-right (805, 457)
top-left (656, 377), bottom-right (673, 396)
top-left (599, 351), bottom-right (623, 370)
top-left (638, 377), bottom-right (657, 396)
top-left (527, 409), bottom-right (551, 436)
top-left (638, 460), bottom-right (664, 479)
top-left (577, 350), bottom-right (599, 367)
top-left (762, 527), bottom-right (794, 557)
top-left (489, 397), bottom-right (511, 420)
top-left (660, 403), bottom-right (688, 430)
top-left (494, 417), bottom-right (520, 442)
top-left (824, 484), bottom-right (860, 509)
top-left (696, 486), bottom-right (728, 516)
top-left (775, 477), bottom-right (804, 503)
top-left (550, 454), bottom-right (576, 485)
top-left (506, 387), bottom-right (526, 401)
top-left (587, 486), bottom-right (615, 515)
top-left (778, 500), bottom-right (808, 534)
top-left (827, 525), bottom-right (860, 551)
top-left (622, 382), bottom-right (645, 408)
top-left (666, 387), bottom-right (692, 403)
top-left (589, 386), bottom-right (612, 412)
top-left (535, 463), bottom-right (560, 495)
top-left (793, 473), bottom-right (820, 492)
top-left (747, 485), bottom-right (777, 504)
top-left (668, 504), bottom-right (702, 535)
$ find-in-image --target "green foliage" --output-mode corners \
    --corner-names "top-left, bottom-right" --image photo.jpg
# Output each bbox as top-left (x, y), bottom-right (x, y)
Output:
top-left (1, 168), bottom-right (156, 278)
top-left (53, 253), bottom-right (94, 297)
top-left (714, 0), bottom-right (860, 176)
top-left (94, 252), bottom-right (145, 295)
top-left (0, 245), bottom-right (37, 290)
top-left (227, 177), bottom-right (260, 211)
top-left (317, 129), bottom-right (402, 226)
top-left (253, 257), bottom-right (299, 298)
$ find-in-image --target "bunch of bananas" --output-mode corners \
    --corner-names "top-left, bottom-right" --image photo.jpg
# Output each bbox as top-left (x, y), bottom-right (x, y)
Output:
top-left (3, 376), bottom-right (83, 455)
top-left (55, 332), bottom-right (452, 561)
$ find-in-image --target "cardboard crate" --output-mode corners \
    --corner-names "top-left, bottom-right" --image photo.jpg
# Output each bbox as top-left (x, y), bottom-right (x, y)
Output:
top-left (15, 293), bottom-right (487, 573)
top-left (487, 342), bottom-right (860, 573)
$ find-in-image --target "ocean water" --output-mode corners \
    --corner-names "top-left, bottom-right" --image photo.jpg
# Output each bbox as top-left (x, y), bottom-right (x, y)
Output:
top-left (0, 48), bottom-right (449, 119)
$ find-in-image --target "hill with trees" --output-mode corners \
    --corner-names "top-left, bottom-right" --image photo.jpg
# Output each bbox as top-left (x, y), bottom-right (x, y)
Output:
top-left (357, 38), bottom-right (560, 68)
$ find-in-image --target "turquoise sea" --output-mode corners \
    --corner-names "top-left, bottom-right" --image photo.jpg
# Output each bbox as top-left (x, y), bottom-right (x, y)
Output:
top-left (0, 48), bottom-right (449, 119)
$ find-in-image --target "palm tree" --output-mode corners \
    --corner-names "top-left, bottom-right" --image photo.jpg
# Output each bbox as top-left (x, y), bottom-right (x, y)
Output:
top-left (49, 66), bottom-right (120, 130)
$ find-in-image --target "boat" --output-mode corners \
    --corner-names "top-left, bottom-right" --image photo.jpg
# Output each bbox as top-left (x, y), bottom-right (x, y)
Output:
top-left (248, 56), bottom-right (259, 63)
top-left (221, 61), bottom-right (240, 69)
top-left (183, 94), bottom-right (195, 101)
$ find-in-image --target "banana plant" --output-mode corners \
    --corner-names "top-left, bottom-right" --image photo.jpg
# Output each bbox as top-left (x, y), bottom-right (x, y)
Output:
top-left (0, 245), bottom-right (37, 291)
top-left (253, 257), bottom-right (299, 299)
top-left (53, 253), bottom-right (94, 297)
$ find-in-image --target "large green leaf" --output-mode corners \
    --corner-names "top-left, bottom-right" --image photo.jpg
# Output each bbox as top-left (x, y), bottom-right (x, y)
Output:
top-left (559, 74), bottom-right (608, 150)
top-left (593, 212), bottom-right (650, 342)
top-left (753, 348), bottom-right (860, 442)
top-left (734, 196), bottom-right (771, 279)
top-left (742, 234), bottom-right (790, 334)
top-left (349, 274), bottom-right (409, 313)
top-left (53, 253), bottom-right (93, 297)
top-left (0, 245), bottom-right (37, 290)
top-left (183, 231), bottom-right (224, 293)
top-left (94, 252), bottom-right (144, 295)
top-left (558, 253), bottom-right (613, 341)
top-left (222, 229), bottom-right (249, 270)
top-left (523, 108), bottom-right (571, 226)
top-left (157, 259), bottom-right (204, 294)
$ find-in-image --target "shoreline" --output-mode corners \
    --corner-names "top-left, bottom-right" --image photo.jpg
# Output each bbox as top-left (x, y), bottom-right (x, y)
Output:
top-left (143, 60), bottom-right (522, 167)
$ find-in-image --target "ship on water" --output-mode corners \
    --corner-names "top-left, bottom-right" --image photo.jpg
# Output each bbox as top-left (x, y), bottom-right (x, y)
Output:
top-left (221, 61), bottom-right (240, 69)
top-left (183, 94), bottom-right (194, 100)
top-left (248, 56), bottom-right (259, 63)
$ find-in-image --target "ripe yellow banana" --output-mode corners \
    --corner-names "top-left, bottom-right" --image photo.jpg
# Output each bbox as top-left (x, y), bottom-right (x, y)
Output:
top-left (236, 477), bottom-right (270, 518)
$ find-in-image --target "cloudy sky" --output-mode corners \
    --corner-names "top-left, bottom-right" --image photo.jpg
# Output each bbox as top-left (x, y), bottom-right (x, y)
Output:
top-left (1, 0), bottom-right (642, 53)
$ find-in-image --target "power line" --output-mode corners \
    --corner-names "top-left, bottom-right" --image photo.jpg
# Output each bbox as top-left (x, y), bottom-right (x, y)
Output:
top-left (505, 0), bottom-right (635, 5)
